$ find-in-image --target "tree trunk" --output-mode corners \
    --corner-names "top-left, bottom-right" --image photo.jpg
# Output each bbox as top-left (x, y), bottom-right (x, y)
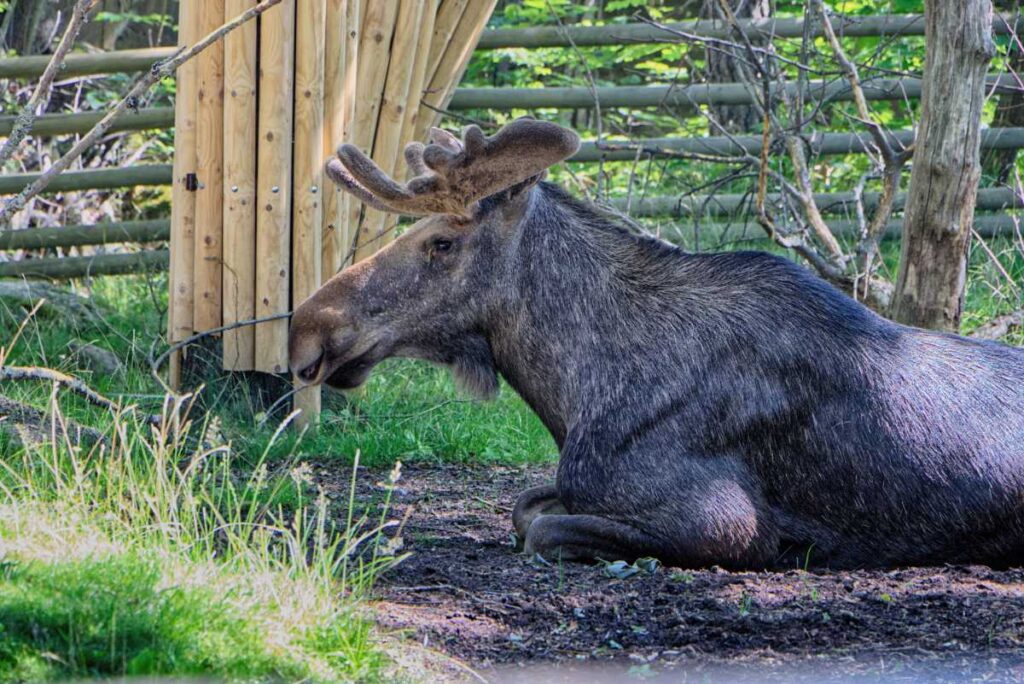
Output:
top-left (700, 0), bottom-right (770, 133)
top-left (889, 0), bottom-right (995, 332)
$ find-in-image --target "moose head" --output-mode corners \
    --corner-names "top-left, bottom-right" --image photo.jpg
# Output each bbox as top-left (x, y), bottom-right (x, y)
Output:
top-left (289, 119), bottom-right (580, 397)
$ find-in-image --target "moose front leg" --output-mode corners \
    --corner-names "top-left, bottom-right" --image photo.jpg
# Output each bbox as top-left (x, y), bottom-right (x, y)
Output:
top-left (512, 484), bottom-right (567, 540)
top-left (523, 513), bottom-right (670, 564)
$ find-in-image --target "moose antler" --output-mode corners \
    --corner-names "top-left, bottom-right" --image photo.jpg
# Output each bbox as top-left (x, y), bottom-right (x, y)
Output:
top-left (324, 118), bottom-right (581, 218)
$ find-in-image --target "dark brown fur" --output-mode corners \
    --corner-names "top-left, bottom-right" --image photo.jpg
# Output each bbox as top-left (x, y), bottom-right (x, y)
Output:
top-left (291, 122), bottom-right (1024, 569)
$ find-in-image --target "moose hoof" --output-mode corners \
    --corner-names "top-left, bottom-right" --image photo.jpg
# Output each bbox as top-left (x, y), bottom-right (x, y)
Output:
top-left (512, 484), bottom-right (567, 540)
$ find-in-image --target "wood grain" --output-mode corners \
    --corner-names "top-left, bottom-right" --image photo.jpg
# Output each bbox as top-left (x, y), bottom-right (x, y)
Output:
top-left (222, 0), bottom-right (258, 370)
top-left (168, 0), bottom-right (200, 386)
top-left (343, 0), bottom-right (398, 263)
top-left (292, 0), bottom-right (327, 424)
top-left (193, 0), bottom-right (225, 333)
top-left (255, 0), bottom-right (295, 373)
top-left (354, 0), bottom-right (430, 262)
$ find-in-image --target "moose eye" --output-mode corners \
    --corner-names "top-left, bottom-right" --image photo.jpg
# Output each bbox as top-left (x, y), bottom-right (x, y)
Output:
top-left (431, 238), bottom-right (454, 254)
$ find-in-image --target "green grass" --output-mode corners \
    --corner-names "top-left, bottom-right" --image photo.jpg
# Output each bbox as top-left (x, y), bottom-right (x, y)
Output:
top-left (0, 389), bottom-right (399, 682)
top-left (0, 554), bottom-right (309, 680)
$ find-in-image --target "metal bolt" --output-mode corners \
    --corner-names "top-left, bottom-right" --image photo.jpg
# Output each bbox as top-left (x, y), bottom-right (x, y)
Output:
top-left (271, 186), bottom-right (280, 193)
top-left (311, 185), bottom-right (319, 193)
top-left (231, 185), bottom-right (239, 193)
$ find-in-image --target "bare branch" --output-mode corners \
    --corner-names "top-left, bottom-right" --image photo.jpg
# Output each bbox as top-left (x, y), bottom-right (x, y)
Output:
top-left (0, 364), bottom-right (160, 425)
top-left (0, 0), bottom-right (101, 169)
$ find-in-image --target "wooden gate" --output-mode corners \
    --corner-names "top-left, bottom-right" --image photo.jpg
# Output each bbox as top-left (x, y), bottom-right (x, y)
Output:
top-left (167, 0), bottom-right (497, 424)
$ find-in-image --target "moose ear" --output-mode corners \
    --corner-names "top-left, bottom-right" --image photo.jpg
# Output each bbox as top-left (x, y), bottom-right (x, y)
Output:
top-left (504, 171), bottom-right (547, 201)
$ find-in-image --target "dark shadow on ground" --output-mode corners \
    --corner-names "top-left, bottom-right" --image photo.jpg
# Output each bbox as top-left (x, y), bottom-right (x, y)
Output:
top-left (314, 463), bottom-right (1024, 682)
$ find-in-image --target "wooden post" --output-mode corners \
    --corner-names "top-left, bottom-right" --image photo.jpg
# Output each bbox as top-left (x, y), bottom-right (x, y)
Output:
top-left (344, 0), bottom-right (398, 264)
top-left (377, 0), bottom-right (440, 252)
top-left (292, 0), bottom-right (327, 426)
top-left (255, 0), bottom-right (295, 374)
top-left (416, 0), bottom-right (497, 141)
top-left (322, 0), bottom-right (359, 279)
top-left (193, 0), bottom-right (225, 334)
top-left (354, 0), bottom-right (431, 262)
top-left (222, 0), bottom-right (258, 371)
top-left (168, 0), bottom-right (200, 388)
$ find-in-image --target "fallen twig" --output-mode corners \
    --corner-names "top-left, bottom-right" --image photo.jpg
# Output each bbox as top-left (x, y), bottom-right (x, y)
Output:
top-left (0, 364), bottom-right (160, 425)
top-left (969, 310), bottom-right (1024, 341)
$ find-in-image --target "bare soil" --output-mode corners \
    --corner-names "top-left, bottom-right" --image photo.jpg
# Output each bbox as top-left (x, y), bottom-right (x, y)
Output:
top-left (321, 463), bottom-right (1024, 683)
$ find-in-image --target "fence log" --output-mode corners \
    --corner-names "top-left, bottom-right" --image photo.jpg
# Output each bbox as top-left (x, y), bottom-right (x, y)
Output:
top-left (322, 0), bottom-right (359, 277)
top-left (0, 250), bottom-right (169, 278)
top-left (3, 14), bottom-right (1021, 81)
top-left (3, 212), bottom-right (1020, 281)
top-left (573, 127), bottom-right (1024, 161)
top-left (344, 0), bottom-right (399, 263)
top-left (167, 0), bottom-right (201, 388)
top-left (0, 108), bottom-right (174, 138)
top-left (476, 14), bottom-right (1017, 49)
top-left (193, 0), bottom-right (226, 334)
top-left (0, 165), bottom-right (172, 194)
top-left (9, 77), bottom-right (1024, 142)
top-left (291, 0), bottom-right (327, 424)
top-left (618, 186), bottom-right (1024, 218)
top-left (254, 0), bottom-right (296, 374)
top-left (222, 0), bottom-right (259, 371)
top-left (448, 75), bottom-right (1019, 111)
top-left (0, 220), bottom-right (169, 250)
top-left (355, 0), bottom-right (432, 262)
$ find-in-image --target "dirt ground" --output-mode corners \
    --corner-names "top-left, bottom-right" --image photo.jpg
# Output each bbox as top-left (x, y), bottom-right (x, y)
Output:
top-left (322, 463), bottom-right (1024, 683)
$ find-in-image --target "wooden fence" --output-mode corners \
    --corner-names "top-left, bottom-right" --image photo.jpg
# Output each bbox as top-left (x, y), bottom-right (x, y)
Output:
top-left (2, 8), bottom-right (1024, 422)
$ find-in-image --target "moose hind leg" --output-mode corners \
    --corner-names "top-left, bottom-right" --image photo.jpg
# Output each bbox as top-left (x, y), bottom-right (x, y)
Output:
top-left (523, 513), bottom-right (661, 563)
top-left (512, 484), bottom-right (567, 540)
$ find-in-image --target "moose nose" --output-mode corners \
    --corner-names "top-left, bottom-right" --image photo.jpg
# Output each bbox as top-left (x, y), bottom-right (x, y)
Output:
top-left (296, 349), bottom-right (324, 384)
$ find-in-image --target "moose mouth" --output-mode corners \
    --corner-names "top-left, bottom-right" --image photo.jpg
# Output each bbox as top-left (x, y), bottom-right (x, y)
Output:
top-left (324, 343), bottom-right (381, 390)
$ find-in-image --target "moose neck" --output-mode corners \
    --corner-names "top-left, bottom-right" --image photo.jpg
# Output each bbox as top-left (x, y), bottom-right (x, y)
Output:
top-left (484, 184), bottom-right (698, 447)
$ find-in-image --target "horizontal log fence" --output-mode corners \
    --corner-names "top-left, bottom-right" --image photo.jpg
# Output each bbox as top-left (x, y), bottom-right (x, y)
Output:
top-left (0, 165), bottom-right (172, 195)
top-left (6, 76), bottom-right (1021, 143)
top-left (0, 219), bottom-right (169, 250)
top-left (0, 250), bottom-right (168, 278)
top-left (0, 108), bottom-right (174, 138)
top-left (447, 75), bottom-right (1019, 110)
top-left (7, 207), bottom-right (1021, 281)
top-left (7, 128), bottom-right (1024, 196)
top-left (618, 186), bottom-right (1024, 217)
top-left (2, 14), bottom-right (1020, 82)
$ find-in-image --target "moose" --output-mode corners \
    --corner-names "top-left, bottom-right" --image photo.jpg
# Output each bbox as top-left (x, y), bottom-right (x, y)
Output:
top-left (289, 119), bottom-right (1024, 569)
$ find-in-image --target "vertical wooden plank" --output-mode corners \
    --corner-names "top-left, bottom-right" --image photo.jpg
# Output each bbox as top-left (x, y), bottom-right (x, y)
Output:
top-left (369, 0), bottom-right (439, 256)
top-left (353, 0), bottom-right (429, 262)
top-left (321, 0), bottom-right (357, 278)
top-left (425, 0), bottom-right (470, 94)
top-left (168, 0), bottom-right (200, 387)
top-left (292, 0), bottom-right (326, 426)
top-left (343, 0), bottom-right (398, 264)
top-left (415, 0), bottom-right (497, 141)
top-left (193, 0), bottom-right (225, 333)
top-left (334, 0), bottom-right (367, 271)
top-left (255, 0), bottom-right (295, 374)
top-left (222, 0), bottom-right (258, 370)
